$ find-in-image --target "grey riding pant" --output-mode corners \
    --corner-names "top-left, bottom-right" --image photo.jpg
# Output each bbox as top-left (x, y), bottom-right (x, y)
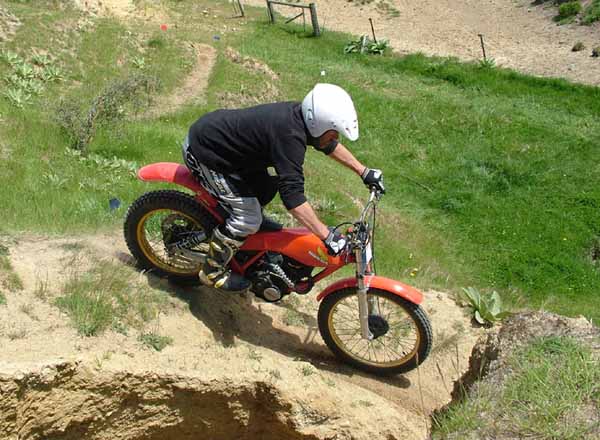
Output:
top-left (182, 137), bottom-right (277, 238)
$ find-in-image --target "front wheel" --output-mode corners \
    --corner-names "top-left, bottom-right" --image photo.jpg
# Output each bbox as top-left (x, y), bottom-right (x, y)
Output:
top-left (318, 288), bottom-right (432, 375)
top-left (124, 190), bottom-right (217, 284)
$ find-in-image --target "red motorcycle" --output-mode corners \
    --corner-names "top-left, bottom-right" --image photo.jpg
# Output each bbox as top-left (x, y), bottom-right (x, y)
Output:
top-left (124, 162), bottom-right (432, 375)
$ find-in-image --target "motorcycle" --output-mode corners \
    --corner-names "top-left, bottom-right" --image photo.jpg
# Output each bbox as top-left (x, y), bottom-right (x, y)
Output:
top-left (124, 162), bottom-right (432, 375)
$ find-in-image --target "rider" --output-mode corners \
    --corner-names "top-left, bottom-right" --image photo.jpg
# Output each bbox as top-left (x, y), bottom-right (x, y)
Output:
top-left (183, 83), bottom-right (385, 293)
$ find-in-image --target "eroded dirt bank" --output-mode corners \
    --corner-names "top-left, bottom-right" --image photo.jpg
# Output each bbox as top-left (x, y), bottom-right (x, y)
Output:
top-left (0, 234), bottom-right (483, 439)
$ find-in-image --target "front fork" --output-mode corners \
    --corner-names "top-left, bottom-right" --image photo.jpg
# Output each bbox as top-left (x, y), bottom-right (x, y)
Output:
top-left (355, 246), bottom-right (376, 340)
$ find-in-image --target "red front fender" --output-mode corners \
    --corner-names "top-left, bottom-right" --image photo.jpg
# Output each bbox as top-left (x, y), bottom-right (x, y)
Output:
top-left (138, 162), bottom-right (203, 193)
top-left (316, 276), bottom-right (423, 305)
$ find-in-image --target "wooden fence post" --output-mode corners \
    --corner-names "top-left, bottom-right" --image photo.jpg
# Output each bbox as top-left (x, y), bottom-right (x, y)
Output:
top-left (266, 0), bottom-right (275, 23)
top-left (309, 3), bottom-right (320, 36)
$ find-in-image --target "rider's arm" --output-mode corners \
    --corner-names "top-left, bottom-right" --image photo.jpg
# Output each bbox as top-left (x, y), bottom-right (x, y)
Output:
top-left (328, 143), bottom-right (367, 176)
top-left (289, 202), bottom-right (330, 240)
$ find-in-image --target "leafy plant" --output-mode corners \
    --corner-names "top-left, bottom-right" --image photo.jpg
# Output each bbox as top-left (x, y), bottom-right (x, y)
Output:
top-left (456, 287), bottom-right (511, 325)
top-left (131, 56), bottom-right (146, 70)
top-left (0, 50), bottom-right (23, 66)
top-left (344, 35), bottom-right (389, 55)
top-left (4, 88), bottom-right (31, 108)
top-left (139, 332), bottom-right (173, 351)
top-left (14, 62), bottom-right (35, 80)
top-left (478, 58), bottom-right (496, 69)
top-left (40, 65), bottom-right (63, 82)
top-left (31, 53), bottom-right (52, 67)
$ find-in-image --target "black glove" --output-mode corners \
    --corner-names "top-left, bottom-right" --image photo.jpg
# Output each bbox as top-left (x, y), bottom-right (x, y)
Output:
top-left (361, 168), bottom-right (385, 193)
top-left (324, 228), bottom-right (347, 256)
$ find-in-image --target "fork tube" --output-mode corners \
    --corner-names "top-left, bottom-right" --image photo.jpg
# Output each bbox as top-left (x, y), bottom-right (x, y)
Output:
top-left (355, 247), bottom-right (373, 340)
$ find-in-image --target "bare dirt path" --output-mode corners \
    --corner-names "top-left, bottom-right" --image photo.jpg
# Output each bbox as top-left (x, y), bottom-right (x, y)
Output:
top-left (246, 0), bottom-right (600, 86)
top-left (0, 234), bottom-right (484, 439)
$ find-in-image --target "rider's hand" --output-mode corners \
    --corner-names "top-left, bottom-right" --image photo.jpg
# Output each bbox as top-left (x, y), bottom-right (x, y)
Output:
top-left (323, 228), bottom-right (347, 256)
top-left (361, 168), bottom-right (385, 193)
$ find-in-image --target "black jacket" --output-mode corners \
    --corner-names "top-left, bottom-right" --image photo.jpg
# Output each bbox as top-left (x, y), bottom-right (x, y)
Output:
top-left (188, 102), bottom-right (311, 210)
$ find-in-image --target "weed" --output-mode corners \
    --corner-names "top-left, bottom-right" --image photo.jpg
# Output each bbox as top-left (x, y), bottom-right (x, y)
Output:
top-left (3, 88), bottom-right (31, 108)
top-left (0, 254), bottom-right (23, 292)
top-left (376, 0), bottom-right (400, 18)
top-left (344, 35), bottom-right (389, 55)
top-left (456, 287), bottom-right (511, 325)
top-left (268, 369), bottom-right (282, 380)
top-left (300, 364), bottom-right (315, 376)
top-left (139, 332), bottom-right (173, 351)
top-left (283, 308), bottom-right (305, 326)
top-left (55, 74), bottom-right (160, 151)
top-left (0, 291), bottom-right (6, 305)
top-left (131, 56), bottom-right (146, 70)
top-left (31, 52), bottom-right (52, 67)
top-left (147, 35), bottom-right (166, 49)
top-left (248, 348), bottom-right (263, 361)
top-left (478, 58), bottom-right (496, 69)
top-left (592, 46), bottom-right (600, 57)
top-left (19, 303), bottom-right (38, 320)
top-left (33, 276), bottom-right (50, 300)
top-left (572, 41), bottom-right (585, 51)
top-left (7, 327), bottom-right (27, 341)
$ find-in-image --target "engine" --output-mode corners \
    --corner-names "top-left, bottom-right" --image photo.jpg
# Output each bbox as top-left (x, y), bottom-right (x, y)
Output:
top-left (248, 252), bottom-right (313, 302)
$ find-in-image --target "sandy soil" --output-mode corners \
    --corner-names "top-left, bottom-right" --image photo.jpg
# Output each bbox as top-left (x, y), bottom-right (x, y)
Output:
top-left (246, 0), bottom-right (600, 86)
top-left (0, 233), bottom-right (484, 439)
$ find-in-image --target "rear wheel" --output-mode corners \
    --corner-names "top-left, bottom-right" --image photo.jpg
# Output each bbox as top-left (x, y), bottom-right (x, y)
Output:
top-left (124, 190), bottom-right (217, 284)
top-left (318, 288), bottom-right (432, 375)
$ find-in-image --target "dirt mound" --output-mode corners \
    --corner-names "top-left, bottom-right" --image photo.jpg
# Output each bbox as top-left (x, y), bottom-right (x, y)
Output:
top-left (245, 0), bottom-right (600, 85)
top-left (0, 234), bottom-right (484, 439)
top-left (460, 310), bottom-right (599, 392)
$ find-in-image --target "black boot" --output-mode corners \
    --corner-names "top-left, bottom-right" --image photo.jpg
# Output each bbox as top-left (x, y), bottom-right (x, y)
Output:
top-left (199, 227), bottom-right (250, 293)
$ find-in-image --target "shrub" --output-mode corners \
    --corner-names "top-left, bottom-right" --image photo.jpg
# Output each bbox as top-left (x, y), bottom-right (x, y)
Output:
top-left (592, 46), bottom-right (600, 57)
top-left (55, 74), bottom-right (160, 151)
top-left (557, 1), bottom-right (582, 20)
top-left (582, 0), bottom-right (600, 24)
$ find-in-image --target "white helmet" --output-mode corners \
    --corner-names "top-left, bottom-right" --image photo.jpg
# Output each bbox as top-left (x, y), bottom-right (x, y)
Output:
top-left (302, 83), bottom-right (359, 141)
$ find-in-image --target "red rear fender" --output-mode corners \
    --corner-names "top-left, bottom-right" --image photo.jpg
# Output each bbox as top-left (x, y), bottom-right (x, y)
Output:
top-left (316, 276), bottom-right (423, 305)
top-left (138, 162), bottom-right (203, 193)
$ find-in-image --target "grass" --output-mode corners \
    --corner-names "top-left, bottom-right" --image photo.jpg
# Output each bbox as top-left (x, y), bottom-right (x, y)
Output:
top-left (56, 260), bottom-right (167, 336)
top-left (1, 0), bottom-right (599, 324)
top-left (432, 336), bottom-right (600, 439)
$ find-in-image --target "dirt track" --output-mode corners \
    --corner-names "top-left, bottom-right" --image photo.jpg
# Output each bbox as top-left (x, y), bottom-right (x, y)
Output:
top-left (246, 0), bottom-right (600, 86)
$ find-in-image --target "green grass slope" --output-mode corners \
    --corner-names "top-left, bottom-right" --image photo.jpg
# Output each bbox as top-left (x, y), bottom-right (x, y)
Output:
top-left (1, 0), bottom-right (599, 321)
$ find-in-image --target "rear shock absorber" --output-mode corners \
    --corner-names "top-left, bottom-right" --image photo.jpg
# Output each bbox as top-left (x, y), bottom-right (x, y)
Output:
top-left (172, 231), bottom-right (207, 250)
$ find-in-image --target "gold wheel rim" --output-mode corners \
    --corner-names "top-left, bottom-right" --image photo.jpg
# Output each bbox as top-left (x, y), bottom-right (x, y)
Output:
top-left (327, 291), bottom-right (421, 368)
top-left (136, 209), bottom-right (205, 275)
